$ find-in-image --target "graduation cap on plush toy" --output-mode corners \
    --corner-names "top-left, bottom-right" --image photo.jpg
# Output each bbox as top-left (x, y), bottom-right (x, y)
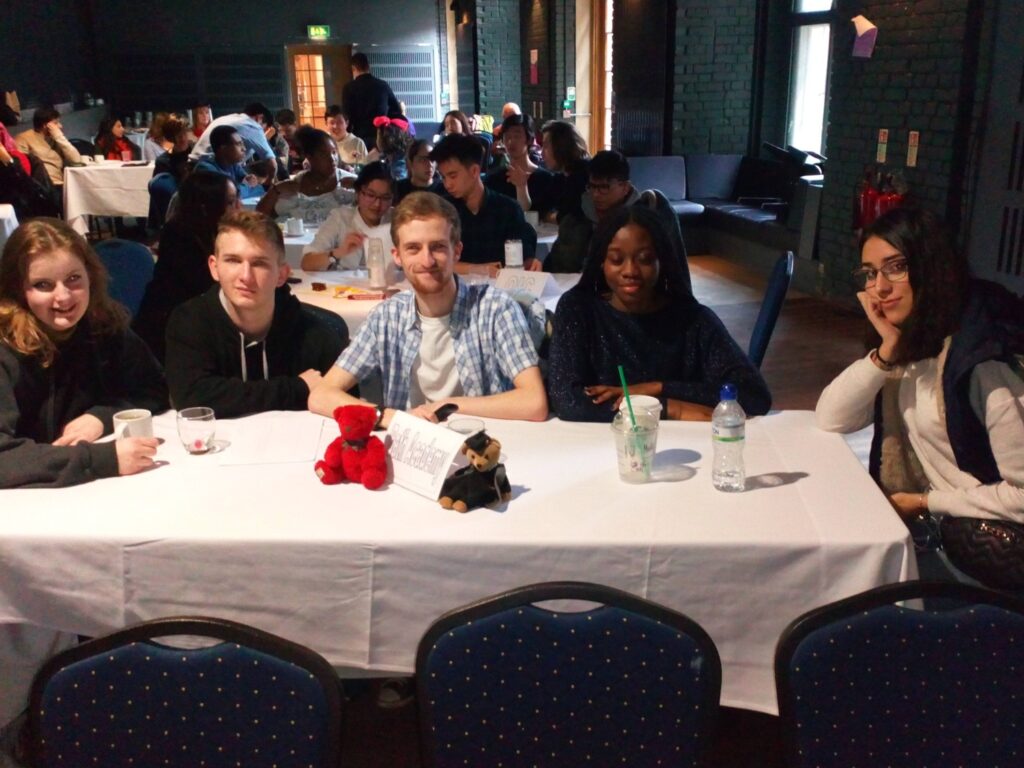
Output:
top-left (463, 431), bottom-right (491, 454)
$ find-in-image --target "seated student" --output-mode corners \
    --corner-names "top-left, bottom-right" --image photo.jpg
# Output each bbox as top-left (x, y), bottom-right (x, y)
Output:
top-left (152, 117), bottom-right (193, 181)
top-left (301, 161), bottom-right (394, 272)
top-left (133, 172), bottom-right (240, 362)
top-left (187, 102), bottom-right (212, 143)
top-left (430, 133), bottom-right (539, 276)
top-left (165, 211), bottom-right (345, 417)
top-left (365, 116), bottom-right (411, 180)
top-left (188, 105), bottom-right (278, 181)
top-left (816, 208), bottom-right (1024, 583)
top-left (394, 139), bottom-right (442, 204)
top-left (548, 205), bottom-right (770, 422)
top-left (94, 118), bottom-right (135, 161)
top-left (274, 108), bottom-right (302, 175)
top-left (325, 105), bottom-right (367, 168)
top-left (0, 219), bottom-right (167, 488)
top-left (257, 127), bottom-right (355, 223)
top-left (142, 112), bottom-right (172, 161)
top-left (309, 192), bottom-right (548, 427)
top-left (539, 119), bottom-right (590, 220)
top-left (484, 113), bottom-right (557, 216)
top-left (193, 126), bottom-right (265, 199)
top-left (15, 105), bottom-right (82, 215)
top-left (546, 149), bottom-right (640, 274)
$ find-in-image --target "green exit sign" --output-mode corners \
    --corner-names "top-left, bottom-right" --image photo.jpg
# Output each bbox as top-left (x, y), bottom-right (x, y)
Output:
top-left (307, 25), bottom-right (331, 40)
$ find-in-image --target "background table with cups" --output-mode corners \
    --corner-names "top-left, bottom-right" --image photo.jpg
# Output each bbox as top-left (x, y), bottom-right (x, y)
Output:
top-left (0, 409), bottom-right (914, 716)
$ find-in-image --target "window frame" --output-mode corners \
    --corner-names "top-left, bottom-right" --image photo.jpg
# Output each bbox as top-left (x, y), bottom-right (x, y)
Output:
top-left (785, 6), bottom-right (834, 155)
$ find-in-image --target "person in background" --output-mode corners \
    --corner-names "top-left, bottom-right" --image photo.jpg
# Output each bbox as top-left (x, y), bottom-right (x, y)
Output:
top-left (366, 116), bottom-right (411, 180)
top-left (501, 103), bottom-right (521, 120)
top-left (301, 161), bottom-right (394, 271)
top-left (15, 105), bottom-right (82, 215)
top-left (165, 211), bottom-right (343, 417)
top-left (398, 101), bottom-right (416, 137)
top-left (274, 108), bottom-right (301, 175)
top-left (193, 125), bottom-right (265, 199)
top-left (0, 218), bottom-right (168, 488)
top-left (539, 119), bottom-right (590, 220)
top-left (188, 107), bottom-right (277, 181)
top-left (325, 105), bottom-right (367, 169)
top-left (441, 110), bottom-right (472, 137)
top-left (816, 207), bottom-right (1024, 583)
top-left (430, 133), bottom-right (538, 276)
top-left (188, 103), bottom-right (212, 142)
top-left (308, 192), bottom-right (548, 428)
top-left (548, 205), bottom-right (770, 422)
top-left (0, 126), bottom-right (56, 220)
top-left (133, 173), bottom-right (240, 362)
top-left (142, 112), bottom-right (171, 161)
top-left (94, 118), bottom-right (135, 161)
top-left (257, 127), bottom-right (355, 223)
top-left (394, 139), bottom-right (441, 204)
top-left (152, 117), bottom-right (192, 179)
top-left (485, 113), bottom-right (556, 216)
top-left (342, 52), bottom-right (401, 151)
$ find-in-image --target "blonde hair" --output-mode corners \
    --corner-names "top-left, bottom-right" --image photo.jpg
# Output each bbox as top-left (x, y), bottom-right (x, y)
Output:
top-left (0, 219), bottom-right (126, 366)
top-left (390, 192), bottom-right (461, 248)
top-left (215, 210), bottom-right (286, 264)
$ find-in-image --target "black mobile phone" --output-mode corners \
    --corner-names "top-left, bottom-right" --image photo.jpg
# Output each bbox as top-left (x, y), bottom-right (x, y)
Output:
top-left (286, 276), bottom-right (302, 284)
top-left (434, 403), bottom-right (459, 422)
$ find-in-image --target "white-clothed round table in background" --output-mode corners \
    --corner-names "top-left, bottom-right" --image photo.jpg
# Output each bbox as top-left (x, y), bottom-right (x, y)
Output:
top-left (63, 161), bottom-right (154, 234)
top-left (0, 205), bottom-right (18, 253)
top-left (0, 410), bottom-right (915, 717)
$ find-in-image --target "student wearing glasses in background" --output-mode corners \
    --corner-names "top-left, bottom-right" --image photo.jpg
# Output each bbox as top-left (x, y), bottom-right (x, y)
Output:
top-left (301, 161), bottom-right (394, 272)
top-left (816, 207), bottom-right (1024, 583)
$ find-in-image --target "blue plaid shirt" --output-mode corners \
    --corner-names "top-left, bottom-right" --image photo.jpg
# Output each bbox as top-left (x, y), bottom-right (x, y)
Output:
top-left (336, 278), bottom-right (541, 409)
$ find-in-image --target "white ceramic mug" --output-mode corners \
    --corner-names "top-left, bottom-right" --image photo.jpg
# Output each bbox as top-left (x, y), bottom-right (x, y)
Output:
top-left (113, 408), bottom-right (153, 439)
top-left (94, 154), bottom-right (105, 164)
top-left (285, 218), bottom-right (304, 235)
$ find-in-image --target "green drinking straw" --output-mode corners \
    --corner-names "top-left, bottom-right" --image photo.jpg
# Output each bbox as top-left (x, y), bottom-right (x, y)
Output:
top-left (617, 365), bottom-right (638, 431)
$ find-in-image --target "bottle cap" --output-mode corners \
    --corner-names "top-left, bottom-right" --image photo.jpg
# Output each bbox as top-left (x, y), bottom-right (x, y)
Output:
top-left (720, 383), bottom-right (737, 401)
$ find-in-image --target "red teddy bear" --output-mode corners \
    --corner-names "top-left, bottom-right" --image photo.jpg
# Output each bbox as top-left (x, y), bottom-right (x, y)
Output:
top-left (314, 405), bottom-right (387, 490)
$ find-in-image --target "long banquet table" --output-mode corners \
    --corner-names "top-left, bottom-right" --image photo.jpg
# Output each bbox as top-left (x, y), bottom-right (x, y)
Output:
top-left (0, 409), bottom-right (914, 715)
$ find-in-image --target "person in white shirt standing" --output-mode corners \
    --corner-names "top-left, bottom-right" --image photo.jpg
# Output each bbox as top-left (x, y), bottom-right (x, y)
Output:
top-left (301, 161), bottom-right (394, 271)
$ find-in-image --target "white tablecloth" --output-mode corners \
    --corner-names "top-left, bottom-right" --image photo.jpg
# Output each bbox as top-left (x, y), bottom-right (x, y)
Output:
top-left (63, 161), bottom-right (154, 234)
top-left (0, 410), bottom-right (914, 715)
top-left (0, 205), bottom-right (18, 253)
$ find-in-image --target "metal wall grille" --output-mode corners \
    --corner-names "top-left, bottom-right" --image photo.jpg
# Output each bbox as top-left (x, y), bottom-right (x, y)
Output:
top-left (365, 47), bottom-right (440, 124)
top-left (997, 206), bottom-right (1024, 277)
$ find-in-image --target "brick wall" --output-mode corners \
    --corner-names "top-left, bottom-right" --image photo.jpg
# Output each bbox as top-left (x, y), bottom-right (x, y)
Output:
top-left (671, 0), bottom-right (757, 154)
top-left (475, 0), bottom-right (523, 118)
top-left (817, 0), bottom-right (981, 297)
top-left (521, 0), bottom-right (552, 122)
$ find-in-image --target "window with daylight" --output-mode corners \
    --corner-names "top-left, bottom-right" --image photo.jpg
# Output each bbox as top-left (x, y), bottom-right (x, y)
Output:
top-left (787, 1), bottom-right (833, 155)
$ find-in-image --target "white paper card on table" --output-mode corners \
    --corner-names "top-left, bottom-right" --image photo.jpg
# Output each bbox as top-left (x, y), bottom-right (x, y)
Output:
top-left (495, 269), bottom-right (555, 298)
top-left (386, 410), bottom-right (467, 500)
top-left (217, 413), bottom-right (327, 466)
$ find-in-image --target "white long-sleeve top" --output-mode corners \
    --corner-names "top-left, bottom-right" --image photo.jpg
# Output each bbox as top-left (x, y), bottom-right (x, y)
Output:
top-left (304, 205), bottom-right (393, 269)
top-left (816, 351), bottom-right (1024, 523)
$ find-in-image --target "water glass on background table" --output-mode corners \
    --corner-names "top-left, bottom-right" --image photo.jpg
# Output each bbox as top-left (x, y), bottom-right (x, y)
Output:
top-left (177, 407), bottom-right (216, 454)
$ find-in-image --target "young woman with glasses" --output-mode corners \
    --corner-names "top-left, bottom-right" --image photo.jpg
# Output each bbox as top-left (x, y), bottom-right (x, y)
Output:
top-left (816, 207), bottom-right (1024, 583)
top-left (301, 162), bottom-right (394, 272)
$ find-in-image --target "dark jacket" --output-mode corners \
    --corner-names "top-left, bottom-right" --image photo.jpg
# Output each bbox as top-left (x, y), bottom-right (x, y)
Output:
top-left (0, 322), bottom-right (169, 488)
top-left (164, 285), bottom-right (345, 417)
top-left (869, 279), bottom-right (1024, 484)
top-left (342, 72), bottom-right (401, 150)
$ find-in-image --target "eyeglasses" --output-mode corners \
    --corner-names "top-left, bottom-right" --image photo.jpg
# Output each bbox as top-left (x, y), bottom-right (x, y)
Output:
top-left (851, 258), bottom-right (909, 287)
top-left (359, 189), bottom-right (394, 204)
top-left (586, 181), bottom-right (621, 193)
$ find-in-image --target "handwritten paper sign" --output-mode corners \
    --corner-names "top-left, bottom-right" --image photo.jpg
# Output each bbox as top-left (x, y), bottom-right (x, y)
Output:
top-left (495, 269), bottom-right (554, 298)
top-left (386, 411), bottom-right (466, 500)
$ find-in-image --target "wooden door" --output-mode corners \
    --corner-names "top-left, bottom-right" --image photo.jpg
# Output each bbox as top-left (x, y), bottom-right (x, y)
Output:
top-left (285, 44), bottom-right (353, 129)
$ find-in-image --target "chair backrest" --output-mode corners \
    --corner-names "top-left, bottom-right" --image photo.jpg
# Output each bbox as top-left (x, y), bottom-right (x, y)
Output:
top-left (301, 303), bottom-right (351, 350)
top-left (69, 137), bottom-right (96, 156)
top-left (748, 250), bottom-right (793, 368)
top-left (28, 616), bottom-right (343, 768)
top-left (93, 238), bottom-right (155, 318)
top-left (416, 581), bottom-right (721, 768)
top-left (148, 172), bottom-right (178, 230)
top-left (775, 580), bottom-right (1024, 768)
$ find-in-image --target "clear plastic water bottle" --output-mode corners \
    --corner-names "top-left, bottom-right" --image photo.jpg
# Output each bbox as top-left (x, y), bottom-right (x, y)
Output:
top-left (712, 383), bottom-right (746, 492)
top-left (366, 238), bottom-right (387, 290)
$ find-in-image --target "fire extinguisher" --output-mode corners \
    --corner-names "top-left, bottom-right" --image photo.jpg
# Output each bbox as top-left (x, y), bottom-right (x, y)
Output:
top-left (855, 167), bottom-right (879, 230)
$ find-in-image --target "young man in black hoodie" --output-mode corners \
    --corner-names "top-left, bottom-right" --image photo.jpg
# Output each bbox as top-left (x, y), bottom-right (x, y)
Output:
top-left (165, 210), bottom-right (345, 417)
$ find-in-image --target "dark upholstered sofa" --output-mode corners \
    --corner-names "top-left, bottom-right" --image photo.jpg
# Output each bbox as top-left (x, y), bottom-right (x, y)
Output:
top-left (628, 153), bottom-right (823, 260)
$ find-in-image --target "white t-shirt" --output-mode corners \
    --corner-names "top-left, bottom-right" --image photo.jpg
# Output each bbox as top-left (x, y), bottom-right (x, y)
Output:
top-left (333, 133), bottom-right (368, 165)
top-left (304, 205), bottom-right (394, 269)
top-left (408, 313), bottom-right (464, 408)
